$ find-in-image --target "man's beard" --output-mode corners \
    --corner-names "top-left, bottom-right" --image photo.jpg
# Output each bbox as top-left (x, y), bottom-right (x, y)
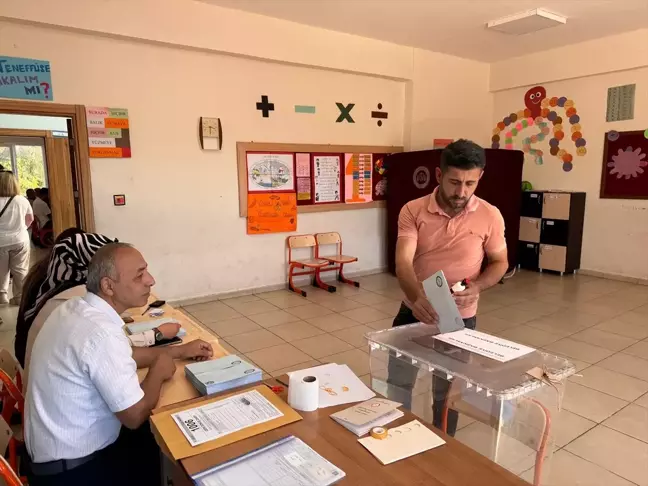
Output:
top-left (439, 188), bottom-right (469, 210)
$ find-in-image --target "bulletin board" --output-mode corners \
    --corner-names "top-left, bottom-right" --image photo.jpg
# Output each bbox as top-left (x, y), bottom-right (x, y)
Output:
top-left (237, 142), bottom-right (403, 217)
top-left (600, 130), bottom-right (648, 199)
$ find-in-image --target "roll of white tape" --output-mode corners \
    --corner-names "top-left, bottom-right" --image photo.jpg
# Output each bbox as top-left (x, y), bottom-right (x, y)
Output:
top-left (288, 375), bottom-right (319, 412)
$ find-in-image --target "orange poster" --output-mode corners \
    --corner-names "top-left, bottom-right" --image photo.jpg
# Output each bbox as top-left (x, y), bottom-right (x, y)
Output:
top-left (247, 193), bottom-right (297, 235)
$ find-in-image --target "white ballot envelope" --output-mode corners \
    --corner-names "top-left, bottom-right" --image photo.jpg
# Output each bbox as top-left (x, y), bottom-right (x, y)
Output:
top-left (422, 270), bottom-right (465, 334)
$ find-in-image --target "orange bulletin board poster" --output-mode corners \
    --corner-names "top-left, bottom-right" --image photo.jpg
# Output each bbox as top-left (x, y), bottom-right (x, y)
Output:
top-left (247, 193), bottom-right (297, 234)
top-left (344, 153), bottom-right (373, 204)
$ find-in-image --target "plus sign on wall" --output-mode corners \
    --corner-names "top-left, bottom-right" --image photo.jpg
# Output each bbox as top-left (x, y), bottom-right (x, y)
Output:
top-left (256, 95), bottom-right (275, 118)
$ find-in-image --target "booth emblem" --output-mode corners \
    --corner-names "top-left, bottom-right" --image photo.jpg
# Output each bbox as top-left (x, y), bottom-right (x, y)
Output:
top-left (413, 166), bottom-right (431, 189)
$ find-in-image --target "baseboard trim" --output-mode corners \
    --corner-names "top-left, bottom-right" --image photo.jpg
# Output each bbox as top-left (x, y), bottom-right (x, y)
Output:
top-left (169, 266), bottom-right (389, 307)
top-left (579, 268), bottom-right (648, 286)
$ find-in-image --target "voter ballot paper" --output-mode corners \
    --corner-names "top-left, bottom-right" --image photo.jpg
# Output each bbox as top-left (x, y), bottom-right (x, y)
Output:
top-left (172, 390), bottom-right (283, 447)
top-left (191, 435), bottom-right (345, 486)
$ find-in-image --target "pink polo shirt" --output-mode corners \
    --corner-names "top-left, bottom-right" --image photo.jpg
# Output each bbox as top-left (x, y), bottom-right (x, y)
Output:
top-left (398, 188), bottom-right (506, 318)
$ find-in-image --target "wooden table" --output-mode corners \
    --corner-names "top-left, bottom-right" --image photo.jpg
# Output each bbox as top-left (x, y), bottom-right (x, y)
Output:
top-left (154, 380), bottom-right (529, 486)
top-left (128, 298), bottom-right (228, 410)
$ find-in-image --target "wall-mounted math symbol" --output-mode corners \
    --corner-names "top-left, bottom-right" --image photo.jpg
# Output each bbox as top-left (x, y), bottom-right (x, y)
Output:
top-left (371, 103), bottom-right (388, 127)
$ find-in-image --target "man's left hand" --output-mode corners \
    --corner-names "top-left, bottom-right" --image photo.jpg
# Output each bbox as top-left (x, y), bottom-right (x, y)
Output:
top-left (453, 281), bottom-right (481, 307)
top-left (177, 339), bottom-right (214, 361)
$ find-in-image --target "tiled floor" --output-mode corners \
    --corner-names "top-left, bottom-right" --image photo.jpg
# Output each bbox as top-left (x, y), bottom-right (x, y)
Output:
top-left (180, 270), bottom-right (648, 485)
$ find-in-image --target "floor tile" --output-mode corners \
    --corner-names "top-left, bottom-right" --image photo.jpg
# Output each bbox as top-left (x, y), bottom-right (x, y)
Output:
top-left (603, 404), bottom-right (648, 443)
top-left (475, 301), bottom-right (504, 314)
top-left (248, 310), bottom-right (301, 328)
top-left (593, 318), bottom-right (648, 340)
top-left (366, 317), bottom-right (394, 330)
top-left (320, 348), bottom-right (371, 376)
top-left (226, 300), bottom-right (279, 316)
top-left (526, 317), bottom-right (587, 338)
top-left (371, 300), bottom-right (402, 315)
top-left (565, 425), bottom-right (648, 486)
top-left (520, 449), bottom-right (636, 486)
top-left (262, 293), bottom-right (312, 309)
top-left (255, 289), bottom-right (295, 299)
top-left (497, 325), bottom-right (563, 347)
top-left (346, 292), bottom-right (394, 306)
top-left (318, 298), bottom-right (367, 312)
top-left (222, 329), bottom-right (285, 353)
top-left (246, 343), bottom-right (313, 373)
top-left (372, 288), bottom-right (405, 300)
top-left (562, 382), bottom-right (628, 422)
top-left (202, 316), bottom-right (261, 337)
top-left (271, 360), bottom-right (321, 378)
top-left (284, 303), bottom-right (334, 320)
top-left (185, 302), bottom-right (242, 323)
top-left (268, 321), bottom-right (325, 342)
top-left (635, 393), bottom-right (648, 409)
top-left (292, 334), bottom-right (354, 359)
top-left (481, 306), bottom-right (543, 324)
top-left (509, 300), bottom-right (563, 317)
top-left (544, 338), bottom-right (615, 364)
top-left (570, 366), bottom-right (648, 402)
top-left (554, 410), bottom-right (596, 448)
top-left (306, 314), bottom-right (360, 332)
top-left (340, 307), bottom-right (390, 324)
top-left (220, 294), bottom-right (260, 305)
top-left (332, 285), bottom-right (369, 297)
top-left (475, 314), bottom-right (519, 333)
top-left (331, 325), bottom-right (374, 348)
top-left (623, 340), bottom-right (648, 360)
top-left (569, 328), bottom-right (638, 352)
top-left (597, 353), bottom-right (648, 382)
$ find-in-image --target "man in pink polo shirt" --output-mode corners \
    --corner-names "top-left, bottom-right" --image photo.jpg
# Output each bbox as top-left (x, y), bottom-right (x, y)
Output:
top-left (389, 139), bottom-right (508, 436)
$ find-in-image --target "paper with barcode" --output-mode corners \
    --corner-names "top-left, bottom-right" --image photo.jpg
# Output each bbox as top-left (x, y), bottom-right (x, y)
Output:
top-left (172, 389), bottom-right (284, 447)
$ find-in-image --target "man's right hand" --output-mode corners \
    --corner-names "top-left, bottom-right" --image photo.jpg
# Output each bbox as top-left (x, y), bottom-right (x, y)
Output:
top-left (150, 353), bottom-right (176, 381)
top-left (411, 295), bottom-right (439, 325)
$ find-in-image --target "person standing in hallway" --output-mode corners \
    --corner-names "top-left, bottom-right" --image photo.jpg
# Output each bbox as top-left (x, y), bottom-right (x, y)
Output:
top-left (389, 139), bottom-right (509, 436)
top-left (32, 187), bottom-right (51, 231)
top-left (0, 171), bottom-right (34, 306)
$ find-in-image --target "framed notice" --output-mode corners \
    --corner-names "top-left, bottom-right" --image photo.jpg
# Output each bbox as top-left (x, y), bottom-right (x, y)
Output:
top-left (313, 154), bottom-right (341, 204)
top-left (247, 152), bottom-right (295, 193)
top-left (85, 107), bottom-right (131, 158)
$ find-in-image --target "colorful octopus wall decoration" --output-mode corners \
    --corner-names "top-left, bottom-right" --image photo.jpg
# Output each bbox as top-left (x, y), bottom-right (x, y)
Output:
top-left (491, 86), bottom-right (587, 172)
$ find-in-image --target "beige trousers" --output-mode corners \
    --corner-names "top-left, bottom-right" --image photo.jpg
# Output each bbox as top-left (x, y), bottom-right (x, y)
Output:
top-left (0, 241), bottom-right (30, 301)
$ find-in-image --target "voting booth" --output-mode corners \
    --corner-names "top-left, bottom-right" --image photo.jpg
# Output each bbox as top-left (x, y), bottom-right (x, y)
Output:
top-left (365, 324), bottom-right (575, 486)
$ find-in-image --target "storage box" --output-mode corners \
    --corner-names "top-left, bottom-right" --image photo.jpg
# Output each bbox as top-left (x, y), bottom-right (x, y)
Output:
top-left (365, 324), bottom-right (575, 485)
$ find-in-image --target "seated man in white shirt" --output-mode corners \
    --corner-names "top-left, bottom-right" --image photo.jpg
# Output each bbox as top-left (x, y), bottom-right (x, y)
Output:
top-left (25, 242), bottom-right (214, 486)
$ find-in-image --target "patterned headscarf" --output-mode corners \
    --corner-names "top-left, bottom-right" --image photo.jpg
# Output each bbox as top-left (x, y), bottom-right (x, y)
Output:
top-left (23, 232), bottom-right (116, 322)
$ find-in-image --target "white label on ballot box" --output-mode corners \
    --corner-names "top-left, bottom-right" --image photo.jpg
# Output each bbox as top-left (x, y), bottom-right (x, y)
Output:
top-left (433, 329), bottom-right (535, 362)
top-left (172, 390), bottom-right (284, 447)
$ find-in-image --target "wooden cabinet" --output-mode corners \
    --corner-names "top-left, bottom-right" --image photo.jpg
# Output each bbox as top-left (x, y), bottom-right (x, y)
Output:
top-left (518, 191), bottom-right (586, 275)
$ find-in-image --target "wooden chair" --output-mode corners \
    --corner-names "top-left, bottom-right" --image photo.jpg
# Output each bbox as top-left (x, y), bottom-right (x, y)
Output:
top-left (0, 370), bottom-right (24, 475)
top-left (314, 232), bottom-right (359, 290)
top-left (286, 235), bottom-right (332, 297)
top-left (0, 417), bottom-right (23, 486)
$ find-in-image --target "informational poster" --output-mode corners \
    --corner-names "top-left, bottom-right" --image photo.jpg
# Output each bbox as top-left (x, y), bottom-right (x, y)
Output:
top-left (313, 155), bottom-right (341, 203)
top-left (606, 84), bottom-right (635, 122)
top-left (0, 56), bottom-right (53, 101)
top-left (247, 153), bottom-right (295, 192)
top-left (297, 177), bottom-right (311, 201)
top-left (295, 153), bottom-right (311, 177)
top-left (85, 107), bottom-right (131, 158)
top-left (433, 329), bottom-right (535, 363)
top-left (600, 130), bottom-right (648, 199)
top-left (344, 153), bottom-right (373, 204)
top-left (247, 193), bottom-right (297, 234)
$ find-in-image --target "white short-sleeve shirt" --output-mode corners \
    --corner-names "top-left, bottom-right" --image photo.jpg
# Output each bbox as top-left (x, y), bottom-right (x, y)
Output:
top-left (0, 195), bottom-right (33, 247)
top-left (32, 197), bottom-right (50, 228)
top-left (25, 293), bottom-right (145, 463)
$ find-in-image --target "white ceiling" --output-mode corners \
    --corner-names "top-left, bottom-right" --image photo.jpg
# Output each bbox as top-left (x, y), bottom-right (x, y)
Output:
top-left (202, 0), bottom-right (648, 62)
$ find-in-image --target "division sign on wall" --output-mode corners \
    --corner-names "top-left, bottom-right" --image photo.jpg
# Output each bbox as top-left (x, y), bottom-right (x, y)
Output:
top-left (0, 56), bottom-right (53, 101)
top-left (86, 107), bottom-right (131, 158)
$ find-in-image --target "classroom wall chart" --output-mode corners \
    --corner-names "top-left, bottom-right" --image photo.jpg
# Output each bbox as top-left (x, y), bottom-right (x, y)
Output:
top-left (0, 56), bottom-right (53, 101)
top-left (85, 107), bottom-right (131, 158)
top-left (600, 129), bottom-right (648, 199)
top-left (247, 153), bottom-right (295, 192)
top-left (314, 155), bottom-right (341, 203)
top-left (344, 153), bottom-right (373, 203)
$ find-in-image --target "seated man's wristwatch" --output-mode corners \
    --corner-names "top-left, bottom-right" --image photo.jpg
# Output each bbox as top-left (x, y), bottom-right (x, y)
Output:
top-left (153, 327), bottom-right (164, 343)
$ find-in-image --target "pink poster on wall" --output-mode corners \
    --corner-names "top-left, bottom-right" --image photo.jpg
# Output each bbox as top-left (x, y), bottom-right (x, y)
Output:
top-left (344, 153), bottom-right (372, 204)
top-left (296, 153), bottom-right (311, 177)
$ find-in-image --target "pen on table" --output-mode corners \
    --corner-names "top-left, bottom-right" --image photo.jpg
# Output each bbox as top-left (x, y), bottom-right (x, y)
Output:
top-left (241, 397), bottom-right (251, 405)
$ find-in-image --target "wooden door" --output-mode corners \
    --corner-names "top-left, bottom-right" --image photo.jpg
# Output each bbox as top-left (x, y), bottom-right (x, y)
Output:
top-left (44, 136), bottom-right (77, 235)
top-left (539, 244), bottom-right (567, 272)
top-left (542, 193), bottom-right (571, 220)
top-left (519, 217), bottom-right (541, 243)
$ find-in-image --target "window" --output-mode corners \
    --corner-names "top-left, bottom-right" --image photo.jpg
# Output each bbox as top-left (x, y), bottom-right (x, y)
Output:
top-left (0, 137), bottom-right (48, 193)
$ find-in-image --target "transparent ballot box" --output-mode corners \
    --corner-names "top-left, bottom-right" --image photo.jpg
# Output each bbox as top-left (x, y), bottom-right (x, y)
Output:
top-left (365, 324), bottom-right (575, 486)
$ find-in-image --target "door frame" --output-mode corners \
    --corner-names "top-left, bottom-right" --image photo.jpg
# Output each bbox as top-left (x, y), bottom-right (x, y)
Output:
top-left (0, 100), bottom-right (95, 231)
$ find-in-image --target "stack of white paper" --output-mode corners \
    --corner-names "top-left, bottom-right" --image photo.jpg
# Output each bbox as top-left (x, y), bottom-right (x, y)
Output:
top-left (287, 363), bottom-right (375, 408)
top-left (185, 355), bottom-right (262, 396)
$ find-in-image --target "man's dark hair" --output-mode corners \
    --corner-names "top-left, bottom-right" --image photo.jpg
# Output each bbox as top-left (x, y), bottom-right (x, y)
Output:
top-left (440, 139), bottom-right (486, 172)
top-left (40, 187), bottom-right (49, 196)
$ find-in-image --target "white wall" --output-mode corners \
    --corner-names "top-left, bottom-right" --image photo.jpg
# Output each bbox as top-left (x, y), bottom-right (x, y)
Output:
top-left (0, 21), bottom-right (406, 299)
top-left (492, 66), bottom-right (648, 280)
